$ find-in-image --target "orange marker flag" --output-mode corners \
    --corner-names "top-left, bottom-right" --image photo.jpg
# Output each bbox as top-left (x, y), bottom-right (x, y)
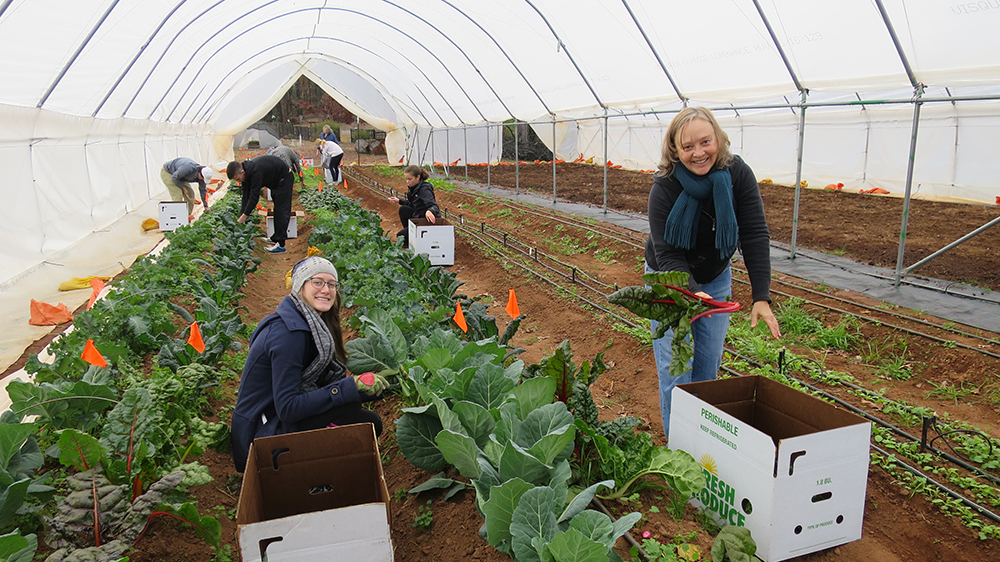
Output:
top-left (453, 301), bottom-right (468, 333)
top-left (505, 289), bottom-right (520, 319)
top-left (343, 176), bottom-right (348, 190)
top-left (188, 322), bottom-right (206, 353)
top-left (86, 277), bottom-right (105, 311)
top-left (318, 183), bottom-right (323, 192)
top-left (81, 339), bottom-right (108, 368)
top-left (314, 167), bottom-right (322, 176)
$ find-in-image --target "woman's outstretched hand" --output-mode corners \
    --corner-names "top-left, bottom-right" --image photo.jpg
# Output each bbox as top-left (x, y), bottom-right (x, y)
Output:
top-left (355, 372), bottom-right (389, 397)
top-left (750, 301), bottom-right (781, 339)
top-left (425, 210), bottom-right (436, 224)
top-left (387, 196), bottom-right (399, 204)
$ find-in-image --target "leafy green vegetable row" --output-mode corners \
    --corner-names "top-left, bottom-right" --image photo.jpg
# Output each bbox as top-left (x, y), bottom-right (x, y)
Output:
top-left (1, 192), bottom-right (260, 561)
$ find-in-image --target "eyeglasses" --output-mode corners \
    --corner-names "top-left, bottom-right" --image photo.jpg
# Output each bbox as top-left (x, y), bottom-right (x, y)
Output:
top-left (306, 277), bottom-right (338, 290)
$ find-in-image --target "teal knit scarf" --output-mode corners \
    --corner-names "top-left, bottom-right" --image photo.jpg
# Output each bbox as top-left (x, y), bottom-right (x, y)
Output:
top-left (663, 164), bottom-right (738, 259)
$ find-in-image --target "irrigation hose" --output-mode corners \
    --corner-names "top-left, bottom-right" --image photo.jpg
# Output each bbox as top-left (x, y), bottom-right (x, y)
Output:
top-left (772, 353), bottom-right (1000, 487)
top-left (351, 166), bottom-right (1000, 540)
top-left (769, 241), bottom-right (1000, 306)
top-left (734, 265), bottom-right (1000, 349)
top-left (354, 168), bottom-right (1000, 483)
top-left (719, 359), bottom-right (1000, 524)
top-left (591, 497), bottom-right (651, 561)
top-left (871, 443), bottom-right (1000, 525)
top-left (731, 275), bottom-right (1000, 361)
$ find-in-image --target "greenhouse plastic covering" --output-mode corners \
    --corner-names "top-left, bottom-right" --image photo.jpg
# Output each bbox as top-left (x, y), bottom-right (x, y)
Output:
top-left (3, 0), bottom-right (1000, 369)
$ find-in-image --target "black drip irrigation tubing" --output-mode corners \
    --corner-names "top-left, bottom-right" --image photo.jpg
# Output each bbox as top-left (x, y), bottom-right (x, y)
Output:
top-left (344, 168), bottom-right (645, 330)
top-left (347, 169), bottom-right (656, 556)
top-left (870, 443), bottom-right (1000, 526)
top-left (719, 353), bottom-right (1000, 524)
top-left (447, 183), bottom-right (648, 249)
top-left (348, 167), bottom-right (1000, 535)
top-left (769, 241), bottom-right (1000, 306)
top-left (775, 354), bottom-right (1000, 487)
top-left (731, 276), bottom-right (1000, 361)
top-left (731, 267), bottom-right (1000, 357)
top-left (452, 223), bottom-right (641, 329)
top-left (592, 497), bottom-right (651, 560)
top-left (443, 178), bottom-right (1000, 359)
top-left (446, 210), bottom-right (616, 293)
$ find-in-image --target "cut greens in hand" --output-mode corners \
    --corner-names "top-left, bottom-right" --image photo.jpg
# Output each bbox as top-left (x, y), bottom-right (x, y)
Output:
top-left (607, 271), bottom-right (740, 377)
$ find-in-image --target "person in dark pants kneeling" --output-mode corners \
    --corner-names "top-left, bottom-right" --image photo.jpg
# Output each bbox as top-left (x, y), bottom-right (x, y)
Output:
top-left (230, 257), bottom-right (387, 473)
top-left (227, 155), bottom-right (295, 253)
top-left (387, 165), bottom-right (440, 249)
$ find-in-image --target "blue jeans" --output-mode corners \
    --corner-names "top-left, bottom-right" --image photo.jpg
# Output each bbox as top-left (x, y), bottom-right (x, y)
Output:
top-left (647, 263), bottom-right (732, 440)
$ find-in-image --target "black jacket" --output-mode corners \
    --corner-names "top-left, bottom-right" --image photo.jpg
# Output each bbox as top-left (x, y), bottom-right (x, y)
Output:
top-left (398, 180), bottom-right (441, 218)
top-left (644, 156), bottom-right (772, 303)
top-left (239, 155), bottom-right (294, 217)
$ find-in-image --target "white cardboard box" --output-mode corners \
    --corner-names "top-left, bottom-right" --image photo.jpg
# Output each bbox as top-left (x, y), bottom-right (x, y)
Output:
top-left (408, 218), bottom-right (454, 265)
top-left (262, 210), bottom-right (303, 239)
top-left (157, 201), bottom-right (188, 231)
top-left (236, 424), bottom-right (393, 562)
top-left (671, 376), bottom-right (871, 562)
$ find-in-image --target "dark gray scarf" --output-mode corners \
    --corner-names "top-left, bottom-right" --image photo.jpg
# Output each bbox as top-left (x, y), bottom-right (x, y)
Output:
top-left (289, 292), bottom-right (345, 392)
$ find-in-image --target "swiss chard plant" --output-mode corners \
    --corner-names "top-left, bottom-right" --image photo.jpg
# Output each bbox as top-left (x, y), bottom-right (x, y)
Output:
top-left (526, 341), bottom-right (706, 502)
top-left (607, 271), bottom-right (715, 377)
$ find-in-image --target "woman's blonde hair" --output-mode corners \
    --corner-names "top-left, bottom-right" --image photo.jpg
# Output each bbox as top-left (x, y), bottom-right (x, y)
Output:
top-left (322, 124), bottom-right (332, 133)
top-left (655, 107), bottom-right (733, 177)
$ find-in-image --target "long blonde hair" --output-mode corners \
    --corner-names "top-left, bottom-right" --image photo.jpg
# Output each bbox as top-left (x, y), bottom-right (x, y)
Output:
top-left (655, 107), bottom-right (733, 178)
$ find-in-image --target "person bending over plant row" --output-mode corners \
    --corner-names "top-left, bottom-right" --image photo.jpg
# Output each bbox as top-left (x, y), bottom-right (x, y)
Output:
top-left (388, 165), bottom-right (441, 249)
top-left (230, 257), bottom-right (386, 472)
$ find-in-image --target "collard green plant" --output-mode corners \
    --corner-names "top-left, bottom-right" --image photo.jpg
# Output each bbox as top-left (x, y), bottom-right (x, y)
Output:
top-left (0, 420), bottom-right (55, 532)
top-left (6, 369), bottom-right (118, 432)
top-left (0, 528), bottom-right (37, 562)
top-left (608, 271), bottom-right (712, 377)
top-left (711, 526), bottom-right (756, 562)
top-left (345, 308), bottom-right (409, 375)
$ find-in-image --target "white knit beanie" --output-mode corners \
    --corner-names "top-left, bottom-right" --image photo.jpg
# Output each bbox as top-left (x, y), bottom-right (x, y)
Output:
top-left (291, 257), bottom-right (339, 293)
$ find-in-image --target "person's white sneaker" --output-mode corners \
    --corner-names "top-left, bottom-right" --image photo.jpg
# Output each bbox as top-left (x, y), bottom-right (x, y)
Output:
top-left (265, 243), bottom-right (286, 254)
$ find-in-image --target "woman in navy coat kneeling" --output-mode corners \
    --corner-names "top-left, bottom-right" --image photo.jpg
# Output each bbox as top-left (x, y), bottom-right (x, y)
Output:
top-left (231, 257), bottom-right (386, 472)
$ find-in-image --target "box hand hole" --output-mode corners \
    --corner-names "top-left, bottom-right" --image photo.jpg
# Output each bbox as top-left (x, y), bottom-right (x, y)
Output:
top-left (309, 484), bottom-right (336, 495)
top-left (259, 536), bottom-right (283, 560)
top-left (810, 491), bottom-right (833, 503)
top-left (270, 447), bottom-right (291, 470)
top-left (788, 450), bottom-right (806, 475)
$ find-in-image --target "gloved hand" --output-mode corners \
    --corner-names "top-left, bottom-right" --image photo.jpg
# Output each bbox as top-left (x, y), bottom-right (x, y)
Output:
top-left (355, 372), bottom-right (389, 398)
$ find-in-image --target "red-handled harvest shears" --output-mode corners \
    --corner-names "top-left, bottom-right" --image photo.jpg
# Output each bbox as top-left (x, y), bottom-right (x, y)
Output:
top-left (651, 283), bottom-right (741, 323)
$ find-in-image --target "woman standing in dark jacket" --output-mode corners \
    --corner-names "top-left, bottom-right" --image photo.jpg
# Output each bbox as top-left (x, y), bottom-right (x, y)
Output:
top-left (645, 107), bottom-right (781, 440)
top-left (230, 257), bottom-right (387, 472)
top-left (388, 165), bottom-right (441, 248)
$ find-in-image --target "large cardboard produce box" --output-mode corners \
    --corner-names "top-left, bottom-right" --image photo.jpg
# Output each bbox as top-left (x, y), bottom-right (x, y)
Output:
top-left (157, 201), bottom-right (188, 231)
top-left (671, 376), bottom-right (871, 562)
top-left (236, 424), bottom-right (393, 562)
top-left (408, 218), bottom-right (454, 265)
top-left (260, 210), bottom-right (304, 239)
